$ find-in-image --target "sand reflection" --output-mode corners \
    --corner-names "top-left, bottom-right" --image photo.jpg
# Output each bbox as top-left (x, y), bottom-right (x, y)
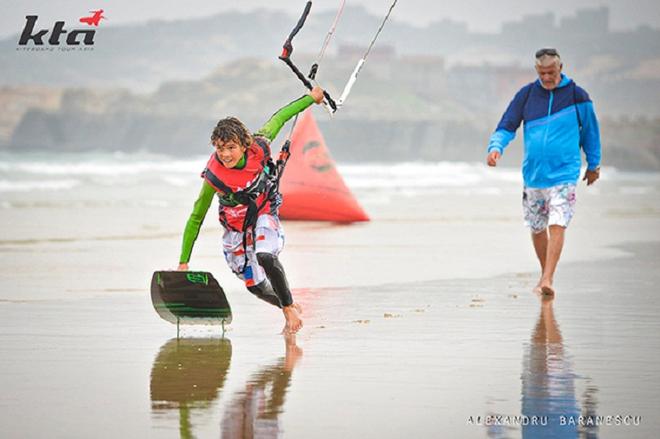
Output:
top-left (221, 334), bottom-right (303, 438)
top-left (521, 296), bottom-right (599, 439)
top-left (149, 334), bottom-right (302, 438)
top-left (150, 338), bottom-right (232, 438)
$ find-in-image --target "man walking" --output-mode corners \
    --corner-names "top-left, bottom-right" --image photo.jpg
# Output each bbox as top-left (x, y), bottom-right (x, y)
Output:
top-left (487, 48), bottom-right (601, 295)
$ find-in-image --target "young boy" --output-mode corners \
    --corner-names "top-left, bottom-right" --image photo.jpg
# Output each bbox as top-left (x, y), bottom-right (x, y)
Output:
top-left (177, 86), bottom-right (325, 333)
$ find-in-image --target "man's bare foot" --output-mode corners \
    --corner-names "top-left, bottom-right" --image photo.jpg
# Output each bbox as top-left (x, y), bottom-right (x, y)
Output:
top-left (282, 304), bottom-right (303, 334)
top-left (540, 284), bottom-right (555, 296)
top-left (292, 302), bottom-right (303, 315)
top-left (532, 275), bottom-right (545, 294)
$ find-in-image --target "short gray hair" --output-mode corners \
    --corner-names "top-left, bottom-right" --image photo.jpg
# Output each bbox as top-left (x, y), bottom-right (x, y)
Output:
top-left (535, 54), bottom-right (561, 67)
top-left (535, 48), bottom-right (561, 67)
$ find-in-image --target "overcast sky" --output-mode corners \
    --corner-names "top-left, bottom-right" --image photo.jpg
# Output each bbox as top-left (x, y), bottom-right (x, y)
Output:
top-left (3, 0), bottom-right (660, 39)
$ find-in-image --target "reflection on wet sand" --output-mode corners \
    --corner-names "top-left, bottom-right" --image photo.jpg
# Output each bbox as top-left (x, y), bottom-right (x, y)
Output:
top-left (221, 334), bottom-right (303, 439)
top-left (150, 338), bottom-right (232, 439)
top-left (149, 335), bottom-right (302, 438)
top-left (521, 296), bottom-right (598, 439)
top-left (580, 384), bottom-right (600, 439)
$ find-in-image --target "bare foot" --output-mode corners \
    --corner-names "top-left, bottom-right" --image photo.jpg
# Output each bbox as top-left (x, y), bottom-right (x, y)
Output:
top-left (532, 275), bottom-right (545, 294)
top-left (540, 284), bottom-right (555, 296)
top-left (282, 304), bottom-right (303, 334)
top-left (292, 302), bottom-right (303, 315)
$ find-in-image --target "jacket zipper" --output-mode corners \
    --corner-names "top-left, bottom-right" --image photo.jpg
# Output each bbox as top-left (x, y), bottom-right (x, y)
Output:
top-left (543, 90), bottom-right (554, 154)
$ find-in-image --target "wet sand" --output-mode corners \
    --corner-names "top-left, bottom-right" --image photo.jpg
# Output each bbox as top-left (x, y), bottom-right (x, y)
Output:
top-left (1, 166), bottom-right (659, 438)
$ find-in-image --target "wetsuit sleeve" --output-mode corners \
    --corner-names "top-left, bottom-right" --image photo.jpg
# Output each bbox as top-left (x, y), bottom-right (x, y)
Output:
top-left (255, 95), bottom-right (315, 142)
top-left (577, 101), bottom-right (601, 171)
top-left (488, 85), bottom-right (529, 155)
top-left (179, 180), bottom-right (215, 264)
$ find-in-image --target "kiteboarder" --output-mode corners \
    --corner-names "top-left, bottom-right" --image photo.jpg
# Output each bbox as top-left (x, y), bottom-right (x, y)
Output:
top-left (177, 86), bottom-right (325, 334)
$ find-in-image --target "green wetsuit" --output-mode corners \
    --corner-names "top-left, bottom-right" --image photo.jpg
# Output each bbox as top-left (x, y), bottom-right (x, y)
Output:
top-left (179, 95), bottom-right (314, 264)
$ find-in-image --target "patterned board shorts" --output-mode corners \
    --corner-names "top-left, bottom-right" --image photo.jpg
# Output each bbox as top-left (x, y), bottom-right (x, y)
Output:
top-left (222, 214), bottom-right (284, 287)
top-left (522, 183), bottom-right (577, 233)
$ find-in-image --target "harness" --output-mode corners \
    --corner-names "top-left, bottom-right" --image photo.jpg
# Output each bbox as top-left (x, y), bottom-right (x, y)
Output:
top-left (203, 137), bottom-right (292, 273)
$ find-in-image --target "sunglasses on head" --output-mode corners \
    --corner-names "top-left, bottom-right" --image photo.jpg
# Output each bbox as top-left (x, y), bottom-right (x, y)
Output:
top-left (535, 48), bottom-right (559, 58)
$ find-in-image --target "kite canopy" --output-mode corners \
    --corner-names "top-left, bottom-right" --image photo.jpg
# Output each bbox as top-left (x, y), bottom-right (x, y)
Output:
top-left (279, 109), bottom-right (369, 222)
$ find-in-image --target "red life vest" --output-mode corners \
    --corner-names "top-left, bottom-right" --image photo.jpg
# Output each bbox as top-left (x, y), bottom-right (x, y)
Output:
top-left (202, 137), bottom-right (278, 232)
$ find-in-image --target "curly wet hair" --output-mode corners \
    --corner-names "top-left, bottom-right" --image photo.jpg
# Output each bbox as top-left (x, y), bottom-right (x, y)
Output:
top-left (210, 117), bottom-right (252, 147)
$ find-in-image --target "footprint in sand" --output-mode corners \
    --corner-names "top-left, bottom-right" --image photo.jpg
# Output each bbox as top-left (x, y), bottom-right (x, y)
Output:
top-left (384, 313), bottom-right (402, 318)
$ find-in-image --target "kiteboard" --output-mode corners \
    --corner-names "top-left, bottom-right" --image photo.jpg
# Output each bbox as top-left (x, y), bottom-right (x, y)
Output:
top-left (150, 271), bottom-right (232, 328)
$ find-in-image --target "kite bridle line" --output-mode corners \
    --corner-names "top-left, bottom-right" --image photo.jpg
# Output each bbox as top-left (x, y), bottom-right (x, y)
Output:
top-left (308, 0), bottom-right (346, 81)
top-left (337, 0), bottom-right (398, 108)
top-left (279, 0), bottom-right (398, 113)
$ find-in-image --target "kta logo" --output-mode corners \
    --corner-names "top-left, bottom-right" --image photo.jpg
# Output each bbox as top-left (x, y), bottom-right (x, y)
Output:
top-left (18, 9), bottom-right (106, 46)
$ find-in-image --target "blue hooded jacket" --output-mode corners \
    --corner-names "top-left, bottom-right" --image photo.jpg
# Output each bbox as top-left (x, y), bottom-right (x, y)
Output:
top-left (488, 74), bottom-right (601, 188)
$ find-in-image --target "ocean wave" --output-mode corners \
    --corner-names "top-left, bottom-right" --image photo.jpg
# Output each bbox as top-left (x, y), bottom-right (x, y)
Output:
top-left (338, 162), bottom-right (522, 189)
top-left (1, 154), bottom-right (523, 189)
top-left (0, 179), bottom-right (80, 192)
top-left (0, 158), bottom-right (205, 176)
top-left (0, 152), bottom-right (656, 194)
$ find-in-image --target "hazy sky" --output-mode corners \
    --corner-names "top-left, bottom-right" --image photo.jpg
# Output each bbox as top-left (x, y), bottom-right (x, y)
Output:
top-left (3, 0), bottom-right (660, 39)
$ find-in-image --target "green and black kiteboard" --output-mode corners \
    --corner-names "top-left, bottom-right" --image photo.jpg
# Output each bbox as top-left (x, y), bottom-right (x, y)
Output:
top-left (150, 271), bottom-right (232, 326)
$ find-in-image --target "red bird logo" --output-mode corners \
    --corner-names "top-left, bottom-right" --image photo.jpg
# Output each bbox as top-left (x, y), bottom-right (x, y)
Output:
top-left (79, 9), bottom-right (106, 26)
